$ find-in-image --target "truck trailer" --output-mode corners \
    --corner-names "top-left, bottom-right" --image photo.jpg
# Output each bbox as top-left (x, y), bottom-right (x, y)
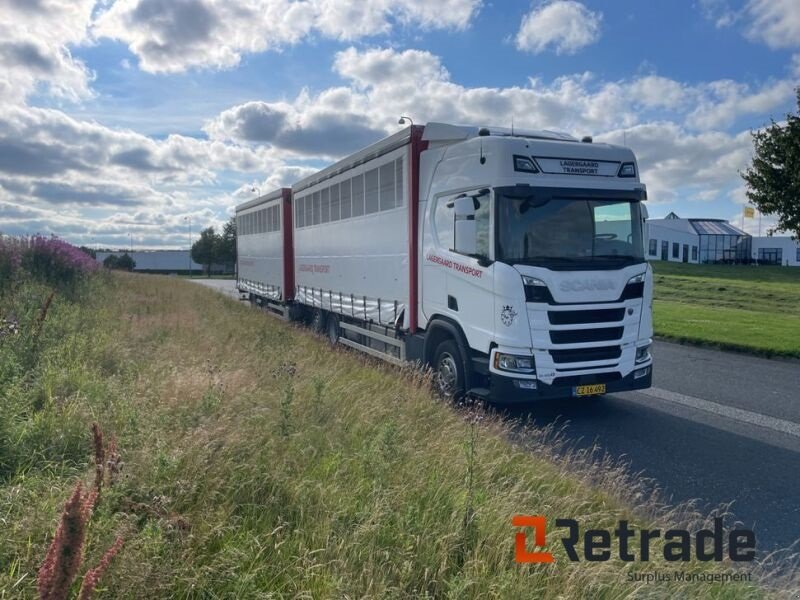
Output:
top-left (236, 122), bottom-right (653, 403)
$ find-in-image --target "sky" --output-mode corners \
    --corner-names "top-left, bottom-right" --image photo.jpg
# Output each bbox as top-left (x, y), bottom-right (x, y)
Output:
top-left (0, 0), bottom-right (798, 249)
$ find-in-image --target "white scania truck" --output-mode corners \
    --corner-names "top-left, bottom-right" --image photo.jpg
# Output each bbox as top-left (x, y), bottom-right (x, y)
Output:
top-left (236, 123), bottom-right (653, 403)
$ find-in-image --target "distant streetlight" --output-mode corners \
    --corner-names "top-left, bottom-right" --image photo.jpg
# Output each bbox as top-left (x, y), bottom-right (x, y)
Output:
top-left (129, 233), bottom-right (133, 253)
top-left (398, 116), bottom-right (413, 127)
top-left (251, 185), bottom-right (261, 196)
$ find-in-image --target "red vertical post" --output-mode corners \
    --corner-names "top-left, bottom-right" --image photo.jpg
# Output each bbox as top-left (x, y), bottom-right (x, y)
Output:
top-left (407, 125), bottom-right (429, 334)
top-left (281, 188), bottom-right (295, 301)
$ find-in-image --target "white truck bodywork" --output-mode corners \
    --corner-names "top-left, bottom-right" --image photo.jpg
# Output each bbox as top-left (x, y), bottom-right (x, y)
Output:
top-left (236, 188), bottom-right (290, 301)
top-left (237, 122), bottom-right (654, 403)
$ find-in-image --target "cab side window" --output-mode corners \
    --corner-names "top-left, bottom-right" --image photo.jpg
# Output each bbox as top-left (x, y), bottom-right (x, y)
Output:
top-left (474, 191), bottom-right (490, 257)
top-left (434, 196), bottom-right (455, 250)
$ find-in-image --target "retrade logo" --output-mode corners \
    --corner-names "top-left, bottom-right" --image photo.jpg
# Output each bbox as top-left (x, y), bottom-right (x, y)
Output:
top-left (559, 279), bottom-right (614, 292)
top-left (512, 516), bottom-right (554, 563)
top-left (513, 516), bottom-right (755, 563)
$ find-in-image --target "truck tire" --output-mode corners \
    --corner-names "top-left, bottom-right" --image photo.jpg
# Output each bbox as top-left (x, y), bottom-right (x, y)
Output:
top-left (310, 309), bottom-right (326, 334)
top-left (433, 340), bottom-right (466, 400)
top-left (327, 314), bottom-right (340, 344)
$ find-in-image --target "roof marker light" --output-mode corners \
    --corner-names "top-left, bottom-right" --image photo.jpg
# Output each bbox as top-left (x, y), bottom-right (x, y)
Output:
top-left (618, 162), bottom-right (636, 178)
top-left (513, 155), bottom-right (539, 174)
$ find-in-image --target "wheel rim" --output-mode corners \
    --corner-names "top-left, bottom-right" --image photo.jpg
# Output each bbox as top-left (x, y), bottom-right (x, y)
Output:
top-left (436, 352), bottom-right (458, 395)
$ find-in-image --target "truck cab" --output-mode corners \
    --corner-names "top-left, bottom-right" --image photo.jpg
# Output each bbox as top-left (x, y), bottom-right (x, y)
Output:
top-left (417, 124), bottom-right (653, 402)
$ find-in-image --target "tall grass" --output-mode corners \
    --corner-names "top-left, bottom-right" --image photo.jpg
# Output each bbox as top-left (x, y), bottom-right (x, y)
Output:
top-left (0, 273), bottom-right (795, 598)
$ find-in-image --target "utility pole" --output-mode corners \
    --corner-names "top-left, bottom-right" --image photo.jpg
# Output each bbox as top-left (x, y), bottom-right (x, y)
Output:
top-left (184, 216), bottom-right (192, 276)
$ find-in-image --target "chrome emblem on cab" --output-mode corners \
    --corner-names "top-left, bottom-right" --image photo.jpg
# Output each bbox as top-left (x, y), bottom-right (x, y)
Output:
top-left (560, 279), bottom-right (614, 292)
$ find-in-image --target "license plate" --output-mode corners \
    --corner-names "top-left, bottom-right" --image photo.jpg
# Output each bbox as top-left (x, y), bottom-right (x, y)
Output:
top-left (575, 384), bottom-right (606, 396)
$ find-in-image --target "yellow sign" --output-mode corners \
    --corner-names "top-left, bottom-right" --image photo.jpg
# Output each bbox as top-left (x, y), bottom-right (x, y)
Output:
top-left (744, 206), bottom-right (755, 218)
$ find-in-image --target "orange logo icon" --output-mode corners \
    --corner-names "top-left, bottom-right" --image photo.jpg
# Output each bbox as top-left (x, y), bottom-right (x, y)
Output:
top-left (513, 516), bottom-right (555, 563)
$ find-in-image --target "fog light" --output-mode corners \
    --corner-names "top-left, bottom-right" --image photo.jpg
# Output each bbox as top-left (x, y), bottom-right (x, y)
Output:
top-left (634, 366), bottom-right (650, 379)
top-left (514, 379), bottom-right (538, 390)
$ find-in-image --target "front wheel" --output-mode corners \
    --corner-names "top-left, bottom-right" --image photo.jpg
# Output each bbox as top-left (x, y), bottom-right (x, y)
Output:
top-left (433, 340), bottom-right (466, 401)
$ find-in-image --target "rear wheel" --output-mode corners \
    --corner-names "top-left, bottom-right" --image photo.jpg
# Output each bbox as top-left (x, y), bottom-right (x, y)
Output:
top-left (327, 315), bottom-right (340, 344)
top-left (433, 340), bottom-right (466, 400)
top-left (310, 309), bottom-right (326, 334)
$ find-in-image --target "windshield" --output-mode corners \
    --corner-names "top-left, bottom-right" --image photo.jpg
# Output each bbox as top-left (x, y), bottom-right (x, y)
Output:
top-left (495, 189), bottom-right (645, 269)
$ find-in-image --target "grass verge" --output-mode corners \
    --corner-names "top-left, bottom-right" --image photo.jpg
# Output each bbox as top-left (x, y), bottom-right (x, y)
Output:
top-left (0, 273), bottom-right (793, 598)
top-left (652, 262), bottom-right (800, 358)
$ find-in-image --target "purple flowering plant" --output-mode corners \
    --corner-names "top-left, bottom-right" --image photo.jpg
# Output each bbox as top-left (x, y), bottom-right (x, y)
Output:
top-left (0, 235), bottom-right (98, 292)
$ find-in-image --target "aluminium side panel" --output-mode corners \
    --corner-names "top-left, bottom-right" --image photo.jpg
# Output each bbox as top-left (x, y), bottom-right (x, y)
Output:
top-left (236, 188), bottom-right (289, 301)
top-left (293, 144), bottom-right (411, 327)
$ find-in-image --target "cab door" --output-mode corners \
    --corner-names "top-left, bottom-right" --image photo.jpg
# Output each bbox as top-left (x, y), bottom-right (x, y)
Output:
top-left (423, 189), bottom-right (495, 352)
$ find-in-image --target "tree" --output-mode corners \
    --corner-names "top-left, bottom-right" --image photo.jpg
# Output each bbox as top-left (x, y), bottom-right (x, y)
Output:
top-left (102, 253), bottom-right (135, 271)
top-left (741, 89), bottom-right (800, 239)
top-left (117, 253), bottom-right (136, 271)
top-left (191, 227), bottom-right (217, 277)
top-left (216, 217), bottom-right (237, 272)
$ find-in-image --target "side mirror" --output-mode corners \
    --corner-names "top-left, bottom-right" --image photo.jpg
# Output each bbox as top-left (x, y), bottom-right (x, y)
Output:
top-left (453, 195), bottom-right (477, 255)
top-left (641, 204), bottom-right (649, 220)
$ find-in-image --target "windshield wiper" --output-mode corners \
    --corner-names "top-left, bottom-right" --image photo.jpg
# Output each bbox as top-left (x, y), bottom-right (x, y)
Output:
top-left (509, 256), bottom-right (575, 264)
top-left (591, 254), bottom-right (641, 260)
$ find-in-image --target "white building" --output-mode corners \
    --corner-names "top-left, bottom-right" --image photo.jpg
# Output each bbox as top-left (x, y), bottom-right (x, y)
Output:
top-left (751, 236), bottom-right (800, 266)
top-left (96, 250), bottom-right (203, 273)
top-left (646, 212), bottom-right (799, 266)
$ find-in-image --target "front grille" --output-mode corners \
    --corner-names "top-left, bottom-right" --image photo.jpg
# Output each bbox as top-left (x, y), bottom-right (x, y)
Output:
top-left (553, 372), bottom-right (622, 387)
top-left (548, 308), bottom-right (625, 325)
top-left (550, 327), bottom-right (624, 344)
top-left (549, 346), bottom-right (621, 364)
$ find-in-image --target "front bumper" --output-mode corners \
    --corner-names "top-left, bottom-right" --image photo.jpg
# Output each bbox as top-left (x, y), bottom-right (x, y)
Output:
top-left (489, 365), bottom-right (653, 404)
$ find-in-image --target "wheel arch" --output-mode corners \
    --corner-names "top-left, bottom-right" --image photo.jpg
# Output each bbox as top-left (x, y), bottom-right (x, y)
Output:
top-left (423, 315), bottom-right (474, 385)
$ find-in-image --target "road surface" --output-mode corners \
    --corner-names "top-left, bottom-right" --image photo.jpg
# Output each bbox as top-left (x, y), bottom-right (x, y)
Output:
top-left (193, 278), bottom-right (800, 553)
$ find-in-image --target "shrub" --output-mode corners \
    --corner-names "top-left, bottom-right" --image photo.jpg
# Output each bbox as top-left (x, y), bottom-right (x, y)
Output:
top-left (0, 235), bottom-right (98, 293)
top-left (102, 253), bottom-right (135, 271)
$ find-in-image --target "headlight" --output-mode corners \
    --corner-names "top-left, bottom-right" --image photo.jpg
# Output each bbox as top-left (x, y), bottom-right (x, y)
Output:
top-left (627, 272), bottom-right (646, 284)
top-left (494, 352), bottom-right (535, 374)
top-left (522, 275), bottom-right (552, 303)
top-left (635, 344), bottom-right (651, 363)
top-left (522, 275), bottom-right (547, 287)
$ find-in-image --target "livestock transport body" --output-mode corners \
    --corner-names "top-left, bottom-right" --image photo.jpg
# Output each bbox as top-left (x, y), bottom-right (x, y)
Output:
top-left (235, 187), bottom-right (294, 317)
top-left (236, 122), bottom-right (654, 403)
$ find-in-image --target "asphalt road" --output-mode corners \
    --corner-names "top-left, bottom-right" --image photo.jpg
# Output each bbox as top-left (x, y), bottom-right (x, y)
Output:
top-left (194, 278), bottom-right (800, 553)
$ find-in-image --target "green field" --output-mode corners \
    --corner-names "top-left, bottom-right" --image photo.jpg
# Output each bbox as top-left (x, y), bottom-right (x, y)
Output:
top-left (651, 262), bottom-right (800, 358)
top-left (1, 274), bottom-right (781, 598)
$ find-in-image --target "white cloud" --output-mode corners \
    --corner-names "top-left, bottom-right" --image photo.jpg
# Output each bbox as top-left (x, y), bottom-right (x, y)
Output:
top-left (0, 103), bottom-right (288, 248)
top-left (598, 123), bottom-right (753, 204)
top-left (745, 0), bottom-right (800, 49)
top-left (92, 0), bottom-right (482, 74)
top-left (0, 0), bottom-right (95, 103)
top-left (698, 0), bottom-right (740, 28)
top-left (685, 79), bottom-right (795, 129)
top-left (515, 1), bottom-right (601, 55)
top-left (205, 96), bottom-right (387, 158)
top-left (626, 76), bottom-right (688, 110)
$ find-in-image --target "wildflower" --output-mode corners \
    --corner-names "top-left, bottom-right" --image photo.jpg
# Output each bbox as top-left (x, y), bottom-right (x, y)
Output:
top-left (77, 537), bottom-right (124, 600)
top-left (91, 423), bottom-right (105, 493)
top-left (37, 483), bottom-right (98, 600)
